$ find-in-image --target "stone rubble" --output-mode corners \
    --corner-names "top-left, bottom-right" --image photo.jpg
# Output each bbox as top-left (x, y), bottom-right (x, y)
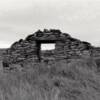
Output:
top-left (2, 29), bottom-right (100, 69)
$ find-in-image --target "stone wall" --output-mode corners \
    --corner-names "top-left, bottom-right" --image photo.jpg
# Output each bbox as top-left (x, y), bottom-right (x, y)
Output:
top-left (3, 29), bottom-right (94, 68)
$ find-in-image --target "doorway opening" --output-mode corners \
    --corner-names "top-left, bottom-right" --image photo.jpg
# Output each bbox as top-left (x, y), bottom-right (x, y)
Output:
top-left (36, 41), bottom-right (56, 61)
top-left (41, 43), bottom-right (55, 50)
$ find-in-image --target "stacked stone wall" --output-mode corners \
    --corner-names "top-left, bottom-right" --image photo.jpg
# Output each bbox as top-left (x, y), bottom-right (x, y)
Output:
top-left (3, 29), bottom-right (94, 68)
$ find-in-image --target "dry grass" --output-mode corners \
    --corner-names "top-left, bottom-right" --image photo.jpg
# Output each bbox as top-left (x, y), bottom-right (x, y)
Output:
top-left (0, 58), bottom-right (100, 100)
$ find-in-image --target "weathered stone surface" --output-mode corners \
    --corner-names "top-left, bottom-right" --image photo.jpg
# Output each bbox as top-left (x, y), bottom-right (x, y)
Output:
top-left (2, 29), bottom-right (99, 69)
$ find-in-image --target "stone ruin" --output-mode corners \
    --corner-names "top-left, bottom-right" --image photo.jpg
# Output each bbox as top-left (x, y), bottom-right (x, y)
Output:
top-left (2, 29), bottom-right (100, 69)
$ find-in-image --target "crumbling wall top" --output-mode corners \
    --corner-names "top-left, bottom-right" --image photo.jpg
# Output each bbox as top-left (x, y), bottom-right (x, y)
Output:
top-left (3, 29), bottom-right (95, 69)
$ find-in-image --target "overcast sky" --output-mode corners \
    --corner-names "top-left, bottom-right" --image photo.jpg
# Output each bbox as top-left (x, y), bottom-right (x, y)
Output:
top-left (0, 0), bottom-right (100, 48)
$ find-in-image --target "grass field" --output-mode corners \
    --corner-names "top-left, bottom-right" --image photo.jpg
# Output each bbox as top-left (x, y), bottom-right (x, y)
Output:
top-left (0, 58), bottom-right (100, 100)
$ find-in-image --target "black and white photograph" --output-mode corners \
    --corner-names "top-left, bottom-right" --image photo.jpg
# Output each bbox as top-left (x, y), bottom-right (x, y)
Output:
top-left (0, 0), bottom-right (100, 100)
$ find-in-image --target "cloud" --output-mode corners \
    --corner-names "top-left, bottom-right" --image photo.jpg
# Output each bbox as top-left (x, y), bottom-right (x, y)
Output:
top-left (0, 0), bottom-right (100, 47)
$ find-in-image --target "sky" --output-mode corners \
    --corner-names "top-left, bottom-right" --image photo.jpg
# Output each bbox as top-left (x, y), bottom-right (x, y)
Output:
top-left (0, 0), bottom-right (100, 48)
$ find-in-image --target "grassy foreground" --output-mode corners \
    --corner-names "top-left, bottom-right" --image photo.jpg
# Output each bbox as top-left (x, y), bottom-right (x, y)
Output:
top-left (0, 58), bottom-right (100, 100)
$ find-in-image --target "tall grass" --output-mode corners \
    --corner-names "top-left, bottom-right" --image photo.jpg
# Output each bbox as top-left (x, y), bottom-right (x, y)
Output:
top-left (0, 58), bottom-right (100, 100)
